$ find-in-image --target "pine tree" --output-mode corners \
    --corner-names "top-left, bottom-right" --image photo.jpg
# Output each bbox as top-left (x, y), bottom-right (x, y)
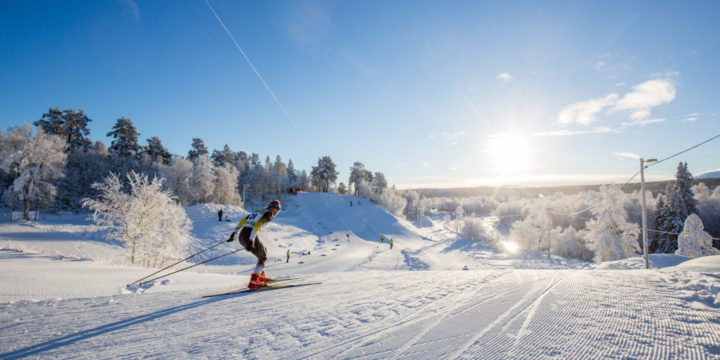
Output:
top-left (35, 108), bottom-right (92, 151)
top-left (311, 156), bottom-right (338, 192)
top-left (143, 136), bottom-right (172, 165)
top-left (106, 117), bottom-right (140, 157)
top-left (675, 162), bottom-right (697, 215)
top-left (187, 138), bottom-right (208, 161)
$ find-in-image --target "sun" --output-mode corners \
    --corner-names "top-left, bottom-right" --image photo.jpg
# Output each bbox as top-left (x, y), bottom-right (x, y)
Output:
top-left (486, 133), bottom-right (531, 174)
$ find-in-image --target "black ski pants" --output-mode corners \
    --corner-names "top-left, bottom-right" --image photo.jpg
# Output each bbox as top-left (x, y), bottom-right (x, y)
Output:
top-left (238, 227), bottom-right (267, 267)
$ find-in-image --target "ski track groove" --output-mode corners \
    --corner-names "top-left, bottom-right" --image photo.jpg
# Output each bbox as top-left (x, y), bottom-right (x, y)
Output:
top-left (298, 271), bottom-right (514, 359)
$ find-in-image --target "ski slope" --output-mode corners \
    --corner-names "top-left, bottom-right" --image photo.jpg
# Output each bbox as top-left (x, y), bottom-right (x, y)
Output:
top-left (1, 192), bottom-right (720, 359)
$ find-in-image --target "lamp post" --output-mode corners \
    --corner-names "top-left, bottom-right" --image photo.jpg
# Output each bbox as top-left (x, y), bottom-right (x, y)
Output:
top-left (640, 158), bottom-right (657, 269)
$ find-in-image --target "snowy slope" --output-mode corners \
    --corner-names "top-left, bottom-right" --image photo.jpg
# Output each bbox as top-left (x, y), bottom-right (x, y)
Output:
top-left (1, 192), bottom-right (720, 359)
top-left (696, 169), bottom-right (720, 179)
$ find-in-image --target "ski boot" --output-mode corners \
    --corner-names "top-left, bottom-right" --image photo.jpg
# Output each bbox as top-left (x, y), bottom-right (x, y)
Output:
top-left (258, 270), bottom-right (273, 282)
top-left (248, 273), bottom-right (268, 289)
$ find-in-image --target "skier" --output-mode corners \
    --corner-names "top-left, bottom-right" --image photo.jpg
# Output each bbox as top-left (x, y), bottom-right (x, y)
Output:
top-left (381, 235), bottom-right (384, 243)
top-left (226, 200), bottom-right (281, 289)
top-left (218, 209), bottom-right (223, 221)
top-left (286, 249), bottom-right (290, 263)
top-left (389, 238), bottom-right (394, 249)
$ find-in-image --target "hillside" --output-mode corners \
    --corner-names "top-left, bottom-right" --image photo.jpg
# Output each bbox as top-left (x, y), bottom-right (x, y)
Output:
top-left (1, 192), bottom-right (719, 359)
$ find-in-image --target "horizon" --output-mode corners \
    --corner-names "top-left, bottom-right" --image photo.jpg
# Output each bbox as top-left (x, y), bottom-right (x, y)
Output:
top-left (2, 1), bottom-right (719, 189)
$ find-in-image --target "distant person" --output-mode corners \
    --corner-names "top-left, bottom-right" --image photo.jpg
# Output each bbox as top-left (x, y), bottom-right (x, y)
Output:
top-left (346, 232), bottom-right (350, 241)
top-left (286, 249), bottom-right (290, 263)
top-left (389, 238), bottom-right (394, 249)
top-left (381, 235), bottom-right (384, 243)
top-left (226, 200), bottom-right (281, 289)
top-left (218, 209), bottom-right (223, 221)
top-left (350, 200), bottom-right (352, 207)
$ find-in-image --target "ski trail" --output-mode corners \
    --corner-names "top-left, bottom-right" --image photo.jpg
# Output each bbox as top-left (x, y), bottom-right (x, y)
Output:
top-left (445, 273), bottom-right (564, 360)
top-left (301, 271), bottom-right (514, 359)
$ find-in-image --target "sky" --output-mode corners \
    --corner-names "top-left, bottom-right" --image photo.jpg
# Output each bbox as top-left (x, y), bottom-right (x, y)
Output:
top-left (1, 0), bottom-right (719, 189)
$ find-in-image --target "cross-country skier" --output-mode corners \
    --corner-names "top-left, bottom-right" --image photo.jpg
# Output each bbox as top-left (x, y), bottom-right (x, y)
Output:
top-left (226, 200), bottom-right (281, 289)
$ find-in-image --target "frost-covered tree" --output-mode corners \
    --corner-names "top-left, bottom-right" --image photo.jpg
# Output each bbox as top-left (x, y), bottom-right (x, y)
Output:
top-left (584, 185), bottom-right (640, 262)
top-left (461, 218), bottom-right (490, 241)
top-left (337, 182), bottom-right (347, 195)
top-left (107, 117), bottom-right (140, 157)
top-left (213, 163), bottom-right (242, 205)
top-left (349, 162), bottom-right (368, 196)
top-left (83, 171), bottom-right (192, 267)
top-left (675, 162), bottom-right (697, 215)
top-left (655, 185), bottom-right (690, 253)
top-left (287, 159), bottom-right (298, 190)
top-left (211, 144), bottom-right (235, 167)
top-left (379, 185), bottom-right (406, 217)
top-left (56, 141), bottom-right (110, 210)
top-left (373, 172), bottom-right (388, 194)
top-left (187, 137), bottom-right (208, 161)
top-left (34, 107), bottom-right (92, 150)
top-left (311, 156), bottom-right (338, 192)
top-left (143, 136), bottom-right (172, 165)
top-left (190, 155), bottom-right (216, 204)
top-left (676, 214), bottom-right (720, 258)
top-left (10, 129), bottom-right (67, 220)
top-left (0, 124), bottom-right (33, 207)
top-left (550, 226), bottom-right (592, 261)
top-left (159, 156), bottom-right (194, 205)
top-left (404, 190), bottom-right (427, 221)
top-left (692, 183), bottom-right (720, 239)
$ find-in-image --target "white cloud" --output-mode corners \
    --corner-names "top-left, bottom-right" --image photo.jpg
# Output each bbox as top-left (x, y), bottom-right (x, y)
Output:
top-left (556, 94), bottom-right (619, 126)
top-left (428, 131), bottom-right (465, 141)
top-left (556, 78), bottom-right (676, 127)
top-left (683, 113), bottom-right (702, 122)
top-left (532, 127), bottom-right (618, 137)
top-left (612, 79), bottom-right (676, 120)
top-left (621, 118), bottom-right (665, 127)
top-left (497, 72), bottom-right (513, 83)
top-left (613, 152), bottom-right (640, 160)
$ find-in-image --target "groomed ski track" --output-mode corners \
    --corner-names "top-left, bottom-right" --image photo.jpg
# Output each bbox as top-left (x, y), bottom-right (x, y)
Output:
top-left (2, 269), bottom-right (719, 359)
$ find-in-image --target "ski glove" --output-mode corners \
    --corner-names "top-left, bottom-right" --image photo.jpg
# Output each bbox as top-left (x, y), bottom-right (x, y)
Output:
top-left (227, 232), bottom-right (236, 242)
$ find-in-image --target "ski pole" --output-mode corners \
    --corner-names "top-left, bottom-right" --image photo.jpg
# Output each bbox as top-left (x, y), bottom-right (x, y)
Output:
top-left (126, 239), bottom-right (227, 287)
top-left (137, 248), bottom-right (244, 286)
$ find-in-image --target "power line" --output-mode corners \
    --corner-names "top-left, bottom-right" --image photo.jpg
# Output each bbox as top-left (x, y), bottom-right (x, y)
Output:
top-left (646, 133), bottom-right (720, 168)
top-left (202, 0), bottom-right (297, 130)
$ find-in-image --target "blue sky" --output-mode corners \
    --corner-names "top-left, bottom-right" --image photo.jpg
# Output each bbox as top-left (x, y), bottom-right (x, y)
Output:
top-left (1, 0), bottom-right (719, 189)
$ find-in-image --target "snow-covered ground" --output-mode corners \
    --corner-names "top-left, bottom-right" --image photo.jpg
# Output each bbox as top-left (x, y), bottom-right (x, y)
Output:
top-left (1, 192), bottom-right (719, 359)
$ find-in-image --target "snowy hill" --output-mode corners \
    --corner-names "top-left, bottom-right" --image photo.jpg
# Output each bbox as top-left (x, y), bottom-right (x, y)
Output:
top-left (1, 192), bottom-right (720, 359)
top-left (696, 168), bottom-right (720, 179)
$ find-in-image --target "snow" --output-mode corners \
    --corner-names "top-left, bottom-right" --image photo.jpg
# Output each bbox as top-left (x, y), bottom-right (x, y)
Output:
top-left (696, 169), bottom-right (720, 179)
top-left (2, 192), bottom-right (720, 359)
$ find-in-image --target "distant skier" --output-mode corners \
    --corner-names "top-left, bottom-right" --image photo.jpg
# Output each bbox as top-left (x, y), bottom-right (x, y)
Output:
top-left (286, 249), bottom-right (290, 263)
top-left (227, 200), bottom-right (281, 289)
top-left (381, 235), bottom-right (384, 243)
top-left (218, 209), bottom-right (223, 221)
top-left (389, 238), bottom-right (394, 249)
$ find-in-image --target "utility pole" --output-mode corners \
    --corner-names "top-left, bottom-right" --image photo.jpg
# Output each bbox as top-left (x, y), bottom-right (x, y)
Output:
top-left (640, 158), bottom-right (656, 270)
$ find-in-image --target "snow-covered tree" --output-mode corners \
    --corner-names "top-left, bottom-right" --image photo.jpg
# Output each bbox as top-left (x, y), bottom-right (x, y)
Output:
top-left (187, 137), bottom-right (208, 161)
top-left (190, 155), bottom-right (215, 204)
top-left (56, 141), bottom-right (110, 210)
top-left (550, 226), bottom-right (592, 261)
top-left (0, 124), bottom-right (33, 207)
top-left (311, 156), bottom-right (338, 192)
top-left (211, 144), bottom-right (235, 167)
top-left (584, 185), bottom-right (640, 262)
top-left (675, 162), bottom-right (697, 215)
top-left (159, 156), bottom-right (194, 205)
top-left (676, 214), bottom-right (720, 258)
top-left (337, 182), bottom-right (347, 194)
top-left (349, 161), bottom-right (368, 196)
top-left (461, 218), bottom-right (490, 241)
top-left (34, 107), bottom-right (92, 151)
top-left (213, 163), bottom-right (242, 205)
top-left (373, 172), bottom-right (388, 194)
top-left (107, 117), bottom-right (140, 157)
top-left (655, 185), bottom-right (690, 253)
top-left (9, 129), bottom-right (67, 220)
top-left (692, 183), bottom-right (720, 239)
top-left (378, 185), bottom-right (406, 217)
top-left (83, 171), bottom-right (192, 267)
top-left (143, 136), bottom-right (172, 165)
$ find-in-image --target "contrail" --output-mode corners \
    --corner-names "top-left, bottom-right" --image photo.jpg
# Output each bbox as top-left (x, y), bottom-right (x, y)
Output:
top-left (204, 0), bottom-right (296, 129)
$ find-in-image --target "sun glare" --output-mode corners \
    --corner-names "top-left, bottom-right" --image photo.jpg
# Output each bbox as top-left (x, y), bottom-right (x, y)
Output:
top-left (501, 241), bottom-right (520, 253)
top-left (487, 133), bottom-right (531, 173)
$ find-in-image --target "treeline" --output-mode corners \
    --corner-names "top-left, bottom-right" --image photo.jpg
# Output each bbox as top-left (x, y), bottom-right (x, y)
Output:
top-left (0, 108), bottom-right (367, 220)
top-left (413, 162), bottom-right (720, 262)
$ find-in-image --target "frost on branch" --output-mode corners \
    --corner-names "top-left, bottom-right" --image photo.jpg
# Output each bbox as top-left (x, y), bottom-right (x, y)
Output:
top-left (676, 214), bottom-right (720, 258)
top-left (83, 171), bottom-right (192, 267)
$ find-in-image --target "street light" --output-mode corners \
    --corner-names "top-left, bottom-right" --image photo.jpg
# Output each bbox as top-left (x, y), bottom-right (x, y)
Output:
top-left (639, 158), bottom-right (657, 269)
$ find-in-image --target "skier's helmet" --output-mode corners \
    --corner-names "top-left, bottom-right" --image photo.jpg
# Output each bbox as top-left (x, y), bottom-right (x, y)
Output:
top-left (267, 200), bottom-right (282, 211)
